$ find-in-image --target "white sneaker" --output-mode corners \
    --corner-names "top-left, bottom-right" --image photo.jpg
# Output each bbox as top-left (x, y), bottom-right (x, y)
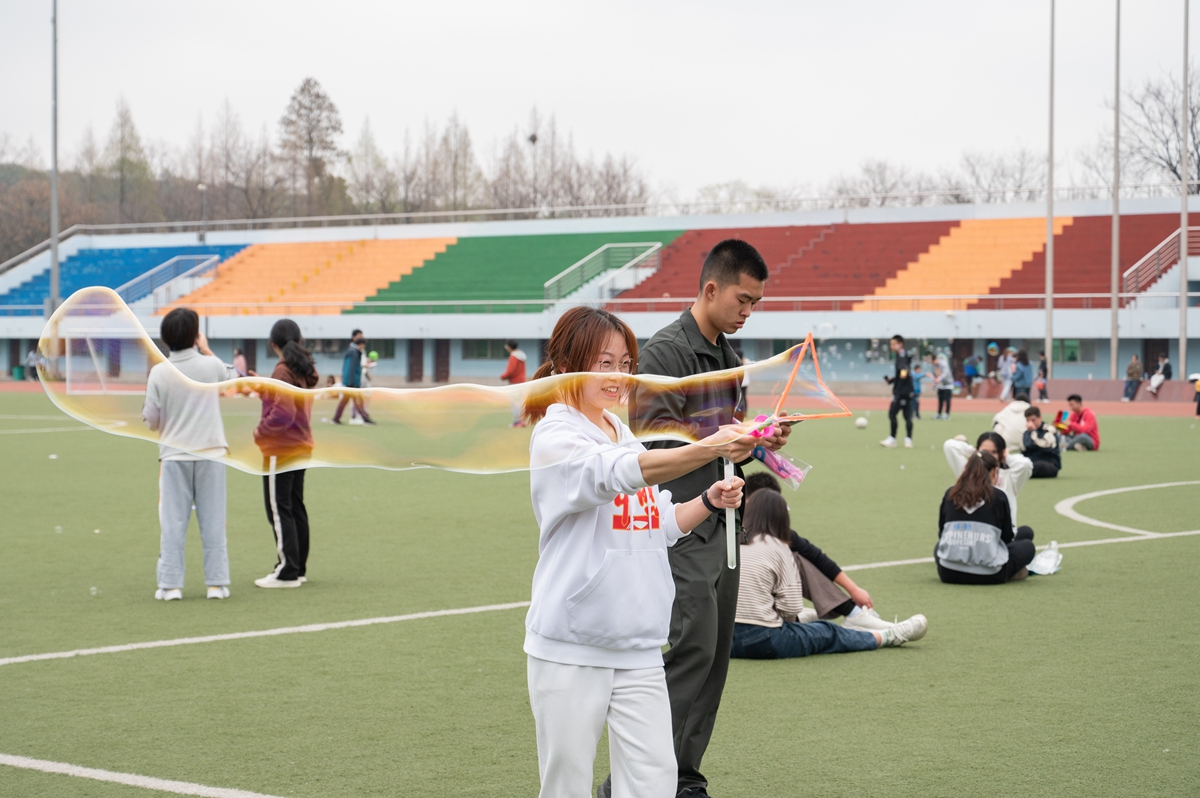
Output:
top-left (297, 576), bottom-right (307, 584)
top-left (842, 607), bottom-right (897, 633)
top-left (254, 574), bottom-right (302, 589)
top-left (879, 614), bottom-right (928, 647)
top-left (880, 436), bottom-right (897, 448)
top-left (904, 437), bottom-right (914, 448)
top-left (155, 588), bottom-right (183, 601)
top-left (349, 415), bottom-right (365, 425)
top-left (207, 586), bottom-right (230, 600)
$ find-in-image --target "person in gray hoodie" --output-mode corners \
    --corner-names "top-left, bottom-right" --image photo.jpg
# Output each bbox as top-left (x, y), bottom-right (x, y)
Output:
top-left (142, 308), bottom-right (237, 601)
top-left (524, 306), bottom-right (753, 798)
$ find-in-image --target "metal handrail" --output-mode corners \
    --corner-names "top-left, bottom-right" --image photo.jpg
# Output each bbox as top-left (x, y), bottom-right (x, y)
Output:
top-left (1122, 226), bottom-right (1200, 294)
top-left (3, 180), bottom-right (1194, 278)
top-left (114, 255), bottom-right (219, 303)
top-left (543, 243), bottom-right (661, 300)
top-left (591, 244), bottom-right (663, 297)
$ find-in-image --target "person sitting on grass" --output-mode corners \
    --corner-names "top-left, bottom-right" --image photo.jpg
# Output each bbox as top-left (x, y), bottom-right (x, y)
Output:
top-left (936, 450), bottom-right (1035, 585)
top-left (1022, 406), bottom-right (1061, 479)
top-left (1062, 394), bottom-right (1100, 452)
top-left (743, 472), bottom-right (912, 632)
top-left (991, 391), bottom-right (1031, 453)
top-left (142, 307), bottom-right (237, 601)
top-left (945, 431), bottom-right (1032, 536)
top-left (731, 489), bottom-right (927, 660)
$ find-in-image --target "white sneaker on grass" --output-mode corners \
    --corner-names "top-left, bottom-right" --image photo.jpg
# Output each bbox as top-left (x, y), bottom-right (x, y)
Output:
top-left (880, 436), bottom-right (897, 448)
top-left (207, 586), bottom-right (230, 600)
top-left (878, 614), bottom-right (928, 647)
top-left (155, 588), bottom-right (183, 601)
top-left (297, 576), bottom-right (307, 584)
top-left (254, 574), bottom-right (302, 589)
top-left (904, 437), bottom-right (914, 448)
top-left (843, 607), bottom-right (897, 633)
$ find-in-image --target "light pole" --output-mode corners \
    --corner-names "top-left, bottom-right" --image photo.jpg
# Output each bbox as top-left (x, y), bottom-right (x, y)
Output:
top-left (198, 183), bottom-right (208, 244)
top-left (1111, 0), bottom-right (1121, 380)
top-left (1181, 0), bottom-right (1191, 379)
top-left (47, 0), bottom-right (60, 317)
top-left (1045, 0), bottom-right (1056, 379)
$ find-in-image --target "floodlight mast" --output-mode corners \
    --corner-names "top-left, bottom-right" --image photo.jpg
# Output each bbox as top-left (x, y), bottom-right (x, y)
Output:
top-left (1111, 0), bottom-right (1121, 380)
top-left (1182, 0), bottom-right (1190, 381)
top-left (1044, 0), bottom-right (1055, 380)
top-left (48, 0), bottom-right (60, 317)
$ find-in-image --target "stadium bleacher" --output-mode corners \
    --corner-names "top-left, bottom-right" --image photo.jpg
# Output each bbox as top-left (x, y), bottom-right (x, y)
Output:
top-left (971, 212), bottom-right (1193, 309)
top-left (352, 231), bottom-right (685, 313)
top-left (166, 239), bottom-right (456, 315)
top-left (0, 245), bottom-right (246, 315)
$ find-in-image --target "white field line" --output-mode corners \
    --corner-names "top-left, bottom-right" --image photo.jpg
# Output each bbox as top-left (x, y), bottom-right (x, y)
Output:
top-left (0, 601), bottom-right (531, 668)
top-left (0, 753), bottom-right (287, 798)
top-left (0, 425), bottom-right (94, 434)
top-left (1053, 481), bottom-right (1200, 537)
top-left (3, 483), bottom-right (1197, 668)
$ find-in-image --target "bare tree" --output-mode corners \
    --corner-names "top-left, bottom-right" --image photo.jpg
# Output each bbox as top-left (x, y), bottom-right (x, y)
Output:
top-left (1118, 67), bottom-right (1200, 191)
top-left (278, 77), bottom-right (344, 215)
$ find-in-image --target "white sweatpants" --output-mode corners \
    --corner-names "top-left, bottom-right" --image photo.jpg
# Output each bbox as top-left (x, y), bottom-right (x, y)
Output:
top-left (527, 656), bottom-right (676, 798)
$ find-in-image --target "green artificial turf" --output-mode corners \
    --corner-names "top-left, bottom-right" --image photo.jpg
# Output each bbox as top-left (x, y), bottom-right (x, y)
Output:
top-left (1, 392), bottom-right (1198, 797)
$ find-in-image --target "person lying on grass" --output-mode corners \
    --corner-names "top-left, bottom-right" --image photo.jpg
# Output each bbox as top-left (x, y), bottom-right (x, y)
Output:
top-left (743, 472), bottom-right (918, 632)
top-left (936, 450), bottom-right (1035, 584)
top-left (730, 489), bottom-right (927, 660)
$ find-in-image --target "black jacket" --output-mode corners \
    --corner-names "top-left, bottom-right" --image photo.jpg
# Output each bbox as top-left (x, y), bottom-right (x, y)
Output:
top-left (789, 531), bottom-right (841, 581)
top-left (1022, 423), bottom-right (1062, 469)
top-left (938, 486), bottom-right (1014, 544)
top-left (629, 309), bottom-right (746, 542)
top-left (886, 348), bottom-right (914, 398)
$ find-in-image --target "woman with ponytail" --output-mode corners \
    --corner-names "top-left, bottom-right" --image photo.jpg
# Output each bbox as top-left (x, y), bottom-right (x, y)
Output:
top-left (936, 449), bottom-right (1035, 584)
top-left (253, 319), bottom-right (319, 589)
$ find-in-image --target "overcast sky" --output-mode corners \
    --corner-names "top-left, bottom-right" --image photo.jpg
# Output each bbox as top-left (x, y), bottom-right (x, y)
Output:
top-left (0, 1), bottom-right (1193, 197)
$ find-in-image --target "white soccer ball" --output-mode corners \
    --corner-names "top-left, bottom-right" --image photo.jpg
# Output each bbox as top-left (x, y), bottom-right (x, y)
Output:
top-left (855, 416), bottom-right (869, 429)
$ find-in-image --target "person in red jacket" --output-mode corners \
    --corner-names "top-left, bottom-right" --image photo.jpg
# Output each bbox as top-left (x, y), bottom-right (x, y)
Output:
top-left (253, 319), bottom-right (320, 588)
top-left (1062, 394), bottom-right (1100, 452)
top-left (500, 339), bottom-right (528, 428)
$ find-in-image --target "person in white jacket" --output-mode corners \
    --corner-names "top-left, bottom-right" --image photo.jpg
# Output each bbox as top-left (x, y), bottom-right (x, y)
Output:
top-left (944, 430), bottom-right (1033, 537)
top-left (523, 306), bottom-right (753, 798)
top-left (991, 392), bottom-right (1031, 453)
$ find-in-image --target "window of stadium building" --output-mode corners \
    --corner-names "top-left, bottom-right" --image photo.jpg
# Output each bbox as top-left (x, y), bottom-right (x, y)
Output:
top-left (1053, 339), bottom-right (1096, 364)
top-left (462, 340), bottom-right (510, 360)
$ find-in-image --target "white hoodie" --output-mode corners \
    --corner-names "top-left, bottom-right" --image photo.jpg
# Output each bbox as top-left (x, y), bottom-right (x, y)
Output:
top-left (944, 438), bottom-right (1032, 532)
top-left (991, 400), bottom-right (1031, 452)
top-left (525, 404), bottom-right (685, 669)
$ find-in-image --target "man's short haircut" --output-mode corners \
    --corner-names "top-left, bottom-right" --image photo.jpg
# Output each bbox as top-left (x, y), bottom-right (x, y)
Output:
top-left (744, 472), bottom-right (783, 500)
top-left (160, 308), bottom-right (199, 352)
top-left (698, 239), bottom-right (768, 293)
top-left (350, 329), bottom-right (363, 339)
top-left (891, 334), bottom-right (905, 345)
top-left (1024, 406), bottom-right (1042, 419)
top-left (1014, 392), bottom-right (1029, 403)
top-left (505, 339), bottom-right (519, 350)
top-left (1067, 394), bottom-right (1083, 403)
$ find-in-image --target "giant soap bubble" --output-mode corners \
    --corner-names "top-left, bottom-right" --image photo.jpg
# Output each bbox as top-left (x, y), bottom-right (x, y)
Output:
top-left (36, 287), bottom-right (849, 475)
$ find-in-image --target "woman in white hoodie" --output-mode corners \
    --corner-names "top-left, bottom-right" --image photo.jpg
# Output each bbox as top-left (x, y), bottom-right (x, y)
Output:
top-left (523, 306), bottom-right (753, 798)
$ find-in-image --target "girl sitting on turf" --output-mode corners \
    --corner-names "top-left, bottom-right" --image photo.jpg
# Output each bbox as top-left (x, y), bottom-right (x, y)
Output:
top-left (730, 489), bottom-right (927, 660)
top-left (523, 305), bottom-right (751, 798)
top-left (936, 450), bottom-right (1035, 584)
top-left (253, 319), bottom-right (319, 589)
top-left (944, 431), bottom-right (1032, 537)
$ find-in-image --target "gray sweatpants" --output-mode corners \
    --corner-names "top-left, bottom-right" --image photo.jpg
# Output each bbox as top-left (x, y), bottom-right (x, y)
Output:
top-left (157, 459), bottom-right (230, 588)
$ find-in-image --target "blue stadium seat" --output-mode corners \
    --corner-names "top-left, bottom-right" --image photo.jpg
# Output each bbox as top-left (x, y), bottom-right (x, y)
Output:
top-left (0, 245), bottom-right (247, 314)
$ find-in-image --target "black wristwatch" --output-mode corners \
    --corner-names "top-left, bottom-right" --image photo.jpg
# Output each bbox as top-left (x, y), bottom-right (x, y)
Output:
top-left (700, 490), bottom-right (719, 514)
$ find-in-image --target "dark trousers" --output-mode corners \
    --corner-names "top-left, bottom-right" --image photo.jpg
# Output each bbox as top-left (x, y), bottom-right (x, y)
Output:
top-left (262, 467), bottom-right (309, 581)
top-left (1038, 381), bottom-right (1049, 401)
top-left (1123, 380), bottom-right (1139, 400)
top-left (888, 396), bottom-right (914, 438)
top-left (731, 620), bottom-right (877, 659)
top-left (333, 393), bottom-right (370, 422)
top-left (663, 518), bottom-right (739, 794)
top-left (937, 388), bottom-right (952, 416)
top-left (937, 526), bottom-right (1035, 585)
top-left (912, 396), bottom-right (921, 419)
top-left (1030, 460), bottom-right (1059, 479)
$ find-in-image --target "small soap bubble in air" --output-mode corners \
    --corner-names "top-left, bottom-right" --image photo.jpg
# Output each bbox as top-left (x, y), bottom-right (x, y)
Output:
top-left (900, 465), bottom-right (905, 470)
